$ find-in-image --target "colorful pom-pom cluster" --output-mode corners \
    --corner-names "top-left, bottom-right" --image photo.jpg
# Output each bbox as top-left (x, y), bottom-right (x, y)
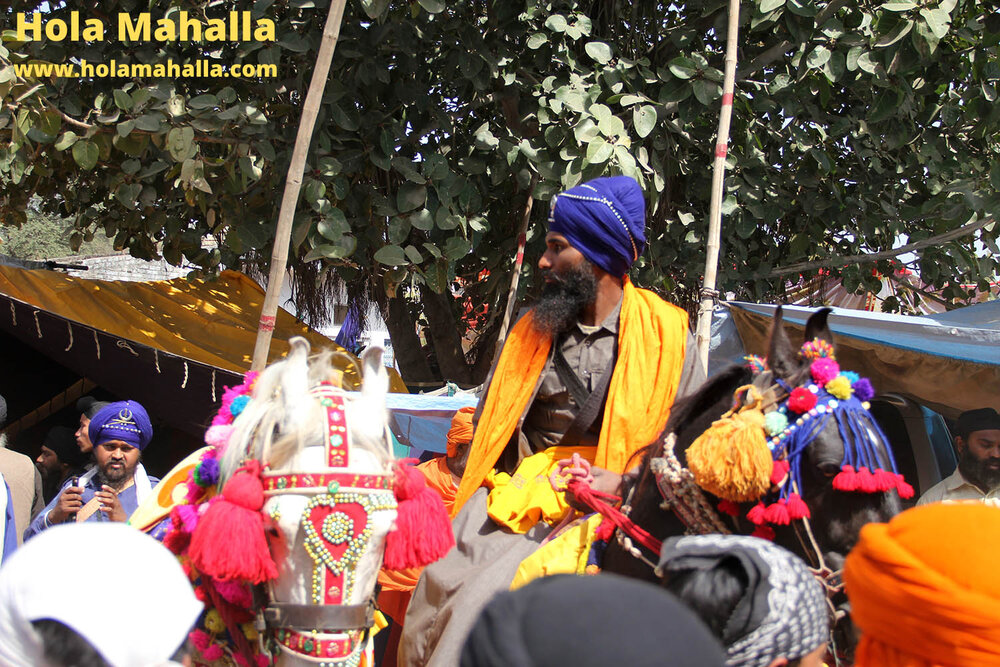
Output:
top-left (744, 355), bottom-right (768, 374)
top-left (800, 338), bottom-right (835, 361)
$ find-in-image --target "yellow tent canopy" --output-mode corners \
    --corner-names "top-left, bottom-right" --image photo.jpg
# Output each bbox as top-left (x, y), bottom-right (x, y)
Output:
top-left (0, 264), bottom-right (404, 436)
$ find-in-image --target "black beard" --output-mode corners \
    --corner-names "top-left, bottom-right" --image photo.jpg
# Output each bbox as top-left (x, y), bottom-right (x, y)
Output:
top-left (98, 464), bottom-right (131, 491)
top-left (958, 449), bottom-right (1000, 493)
top-left (532, 264), bottom-right (598, 337)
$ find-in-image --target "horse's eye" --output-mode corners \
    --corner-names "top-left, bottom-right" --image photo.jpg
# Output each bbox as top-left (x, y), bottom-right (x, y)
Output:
top-left (818, 463), bottom-right (840, 478)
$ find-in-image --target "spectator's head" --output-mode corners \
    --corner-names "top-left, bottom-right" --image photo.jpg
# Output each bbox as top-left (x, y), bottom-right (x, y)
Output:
top-left (954, 407), bottom-right (1000, 492)
top-left (88, 401), bottom-right (153, 491)
top-left (534, 176), bottom-right (645, 335)
top-left (0, 522), bottom-right (201, 666)
top-left (75, 396), bottom-right (111, 454)
top-left (844, 502), bottom-right (1000, 666)
top-left (446, 406), bottom-right (476, 461)
top-left (658, 535), bottom-right (828, 667)
top-left (461, 573), bottom-right (726, 667)
top-left (35, 426), bottom-right (86, 482)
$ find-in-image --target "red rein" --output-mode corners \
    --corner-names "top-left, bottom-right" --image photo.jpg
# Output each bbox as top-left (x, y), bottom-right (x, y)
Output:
top-left (566, 479), bottom-right (662, 555)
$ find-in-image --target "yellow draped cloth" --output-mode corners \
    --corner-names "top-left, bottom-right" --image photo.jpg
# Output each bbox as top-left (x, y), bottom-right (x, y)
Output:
top-left (509, 513), bottom-right (605, 590)
top-left (453, 278), bottom-right (688, 517)
top-left (844, 503), bottom-right (1000, 666)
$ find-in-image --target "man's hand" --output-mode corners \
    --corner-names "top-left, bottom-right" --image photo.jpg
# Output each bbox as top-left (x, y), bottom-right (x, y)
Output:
top-left (49, 485), bottom-right (84, 524)
top-left (96, 485), bottom-right (128, 523)
top-left (563, 464), bottom-right (623, 513)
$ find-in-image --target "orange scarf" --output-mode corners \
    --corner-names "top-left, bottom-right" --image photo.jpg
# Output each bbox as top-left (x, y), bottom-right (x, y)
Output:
top-left (453, 278), bottom-right (688, 516)
top-left (844, 503), bottom-right (1000, 666)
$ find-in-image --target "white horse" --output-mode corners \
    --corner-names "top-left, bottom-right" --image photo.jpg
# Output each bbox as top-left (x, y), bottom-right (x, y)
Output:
top-left (198, 337), bottom-right (399, 666)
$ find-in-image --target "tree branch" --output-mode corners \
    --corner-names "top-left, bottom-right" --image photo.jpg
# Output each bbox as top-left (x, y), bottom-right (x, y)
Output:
top-left (765, 216), bottom-right (995, 278)
top-left (737, 0), bottom-right (852, 80)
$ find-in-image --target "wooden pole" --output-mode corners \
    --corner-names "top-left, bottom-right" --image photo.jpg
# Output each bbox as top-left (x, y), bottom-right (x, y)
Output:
top-left (251, 0), bottom-right (349, 372)
top-left (695, 0), bottom-right (741, 375)
top-left (492, 175), bottom-right (538, 365)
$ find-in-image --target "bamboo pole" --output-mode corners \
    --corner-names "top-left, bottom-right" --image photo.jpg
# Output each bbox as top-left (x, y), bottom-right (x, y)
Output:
top-left (251, 0), bottom-right (349, 371)
top-left (695, 0), bottom-right (742, 375)
top-left (492, 175), bottom-right (538, 366)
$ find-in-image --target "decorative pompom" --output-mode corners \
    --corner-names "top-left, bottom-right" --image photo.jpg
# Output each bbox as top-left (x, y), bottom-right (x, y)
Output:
top-left (810, 358), bottom-right (841, 384)
top-left (213, 577), bottom-right (253, 608)
top-left (788, 387), bottom-right (817, 414)
top-left (825, 375), bottom-right (853, 400)
top-left (202, 644), bottom-right (225, 661)
top-left (801, 338), bottom-right (835, 361)
top-left (194, 586), bottom-right (208, 602)
top-left (743, 355), bottom-right (768, 374)
top-left (717, 499), bottom-right (741, 517)
top-left (764, 500), bottom-right (791, 525)
top-left (189, 629), bottom-right (211, 653)
top-left (194, 458), bottom-right (221, 489)
top-left (764, 411), bottom-right (788, 437)
top-left (383, 462), bottom-right (455, 570)
top-left (872, 468), bottom-right (898, 492)
top-left (746, 502), bottom-right (768, 526)
top-left (853, 377), bottom-right (875, 402)
top-left (204, 609), bottom-right (226, 634)
top-left (205, 424), bottom-right (235, 449)
top-left (163, 527), bottom-right (190, 555)
top-left (174, 503), bottom-right (201, 534)
top-left (229, 395), bottom-right (250, 418)
top-left (856, 467), bottom-right (879, 494)
top-left (842, 371), bottom-right (860, 384)
top-left (687, 409), bottom-right (773, 502)
top-left (832, 465), bottom-right (860, 492)
top-left (752, 525), bottom-right (776, 541)
top-left (770, 459), bottom-right (791, 487)
top-left (188, 460), bottom-right (278, 585)
top-left (895, 474), bottom-right (915, 500)
top-left (786, 493), bottom-right (811, 520)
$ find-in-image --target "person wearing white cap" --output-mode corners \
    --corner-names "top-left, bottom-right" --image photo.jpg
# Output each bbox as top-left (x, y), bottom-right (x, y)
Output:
top-left (0, 522), bottom-right (202, 666)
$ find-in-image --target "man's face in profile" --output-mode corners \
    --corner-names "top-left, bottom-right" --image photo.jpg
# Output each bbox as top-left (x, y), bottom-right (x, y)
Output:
top-left (957, 428), bottom-right (1000, 491)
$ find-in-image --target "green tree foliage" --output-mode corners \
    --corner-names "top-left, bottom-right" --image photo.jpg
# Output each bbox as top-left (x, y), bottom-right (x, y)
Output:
top-left (0, 199), bottom-right (115, 260)
top-left (1, 0), bottom-right (998, 384)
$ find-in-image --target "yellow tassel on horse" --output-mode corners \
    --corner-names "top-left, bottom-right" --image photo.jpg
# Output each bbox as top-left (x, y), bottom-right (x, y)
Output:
top-left (687, 386), bottom-right (773, 502)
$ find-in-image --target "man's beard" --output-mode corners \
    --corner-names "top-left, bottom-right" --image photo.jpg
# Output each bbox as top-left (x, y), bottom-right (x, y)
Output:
top-left (532, 263), bottom-right (598, 336)
top-left (98, 461), bottom-right (133, 491)
top-left (958, 449), bottom-right (1000, 493)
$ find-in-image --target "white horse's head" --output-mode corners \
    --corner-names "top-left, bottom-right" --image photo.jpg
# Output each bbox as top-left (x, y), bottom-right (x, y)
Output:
top-left (219, 337), bottom-right (397, 665)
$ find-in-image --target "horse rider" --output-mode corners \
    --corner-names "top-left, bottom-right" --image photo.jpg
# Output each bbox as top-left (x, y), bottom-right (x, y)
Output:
top-left (401, 175), bottom-right (702, 666)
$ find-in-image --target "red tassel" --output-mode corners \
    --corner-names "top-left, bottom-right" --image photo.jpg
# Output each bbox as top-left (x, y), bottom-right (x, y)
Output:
top-left (595, 516), bottom-right (616, 542)
top-left (188, 460), bottom-right (278, 584)
top-left (895, 474), bottom-right (915, 500)
top-left (786, 493), bottom-right (811, 520)
top-left (857, 467), bottom-right (879, 494)
top-left (770, 459), bottom-right (791, 487)
top-left (163, 527), bottom-right (190, 556)
top-left (752, 525), bottom-right (776, 541)
top-left (746, 502), bottom-right (767, 526)
top-left (717, 499), bottom-right (740, 517)
top-left (832, 465), bottom-right (859, 492)
top-left (872, 468), bottom-right (897, 492)
top-left (383, 462), bottom-right (455, 570)
top-left (764, 500), bottom-right (791, 526)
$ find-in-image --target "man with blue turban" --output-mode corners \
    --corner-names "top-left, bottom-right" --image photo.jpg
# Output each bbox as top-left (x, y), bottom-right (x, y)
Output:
top-left (24, 400), bottom-right (160, 540)
top-left (401, 176), bottom-right (703, 666)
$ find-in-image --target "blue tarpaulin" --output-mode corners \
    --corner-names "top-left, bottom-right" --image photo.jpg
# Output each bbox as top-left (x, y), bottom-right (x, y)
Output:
top-left (346, 391), bottom-right (478, 454)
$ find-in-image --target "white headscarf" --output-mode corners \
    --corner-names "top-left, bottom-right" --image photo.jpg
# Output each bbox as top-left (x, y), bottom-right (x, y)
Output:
top-left (0, 523), bottom-right (202, 666)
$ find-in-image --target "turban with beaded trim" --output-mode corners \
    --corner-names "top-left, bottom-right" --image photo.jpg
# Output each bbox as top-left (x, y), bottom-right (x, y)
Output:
top-left (88, 400), bottom-right (153, 451)
top-left (549, 176), bottom-right (646, 278)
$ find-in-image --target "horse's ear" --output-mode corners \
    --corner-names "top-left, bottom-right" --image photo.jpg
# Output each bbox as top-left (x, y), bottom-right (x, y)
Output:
top-left (804, 307), bottom-right (834, 347)
top-left (360, 347), bottom-right (389, 399)
top-left (767, 305), bottom-right (799, 378)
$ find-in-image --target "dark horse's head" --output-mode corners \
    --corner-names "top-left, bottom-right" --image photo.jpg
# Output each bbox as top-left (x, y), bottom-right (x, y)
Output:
top-left (603, 306), bottom-right (903, 585)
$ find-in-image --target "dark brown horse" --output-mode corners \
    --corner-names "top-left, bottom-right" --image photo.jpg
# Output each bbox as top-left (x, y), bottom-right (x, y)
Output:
top-left (600, 307), bottom-right (903, 657)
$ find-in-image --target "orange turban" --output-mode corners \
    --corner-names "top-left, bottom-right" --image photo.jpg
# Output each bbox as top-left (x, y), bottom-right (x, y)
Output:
top-left (446, 406), bottom-right (476, 458)
top-left (844, 503), bottom-right (1000, 666)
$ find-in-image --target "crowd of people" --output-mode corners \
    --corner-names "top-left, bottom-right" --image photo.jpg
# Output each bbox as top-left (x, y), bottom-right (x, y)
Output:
top-left (0, 175), bottom-right (998, 666)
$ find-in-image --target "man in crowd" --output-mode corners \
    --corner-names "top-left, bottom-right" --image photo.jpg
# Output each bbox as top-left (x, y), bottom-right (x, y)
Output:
top-left (918, 407), bottom-right (1000, 505)
top-left (402, 176), bottom-right (702, 665)
top-left (24, 400), bottom-right (159, 539)
top-left (35, 426), bottom-right (88, 504)
top-left (0, 395), bottom-right (43, 547)
top-left (74, 396), bottom-right (109, 456)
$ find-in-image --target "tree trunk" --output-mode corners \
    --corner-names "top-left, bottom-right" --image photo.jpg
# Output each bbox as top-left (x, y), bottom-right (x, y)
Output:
top-left (383, 295), bottom-right (436, 387)
top-left (420, 286), bottom-right (474, 386)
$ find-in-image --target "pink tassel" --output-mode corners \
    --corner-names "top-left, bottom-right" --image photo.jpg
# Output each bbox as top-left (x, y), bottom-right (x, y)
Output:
top-left (786, 493), bottom-right (811, 520)
top-left (746, 502), bottom-right (768, 526)
top-left (595, 517), bottom-right (616, 542)
top-left (764, 500), bottom-right (791, 526)
top-left (189, 629), bottom-right (211, 652)
top-left (872, 468), bottom-right (897, 492)
top-left (383, 462), bottom-right (455, 570)
top-left (895, 474), bottom-right (915, 500)
top-left (857, 467), bottom-right (879, 494)
top-left (717, 499), bottom-right (740, 517)
top-left (770, 459), bottom-right (791, 487)
top-left (205, 424), bottom-right (234, 448)
top-left (202, 644), bottom-right (225, 661)
top-left (188, 460), bottom-right (278, 584)
top-left (212, 577), bottom-right (253, 608)
top-left (832, 465), bottom-right (859, 492)
top-left (752, 525), bottom-right (776, 541)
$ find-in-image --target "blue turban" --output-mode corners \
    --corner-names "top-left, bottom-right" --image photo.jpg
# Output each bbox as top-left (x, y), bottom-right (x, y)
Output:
top-left (549, 176), bottom-right (647, 278)
top-left (88, 401), bottom-right (153, 451)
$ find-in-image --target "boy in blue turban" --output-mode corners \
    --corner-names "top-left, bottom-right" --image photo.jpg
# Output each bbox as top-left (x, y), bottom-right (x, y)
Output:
top-left (24, 401), bottom-right (160, 540)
